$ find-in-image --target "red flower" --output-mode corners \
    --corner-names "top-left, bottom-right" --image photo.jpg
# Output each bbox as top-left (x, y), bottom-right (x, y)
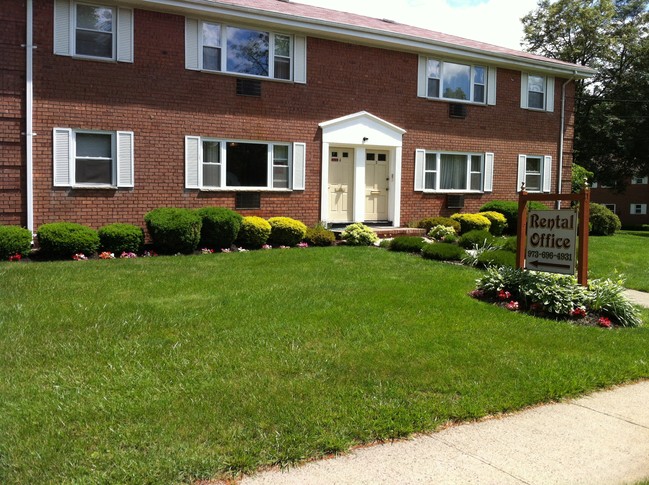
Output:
top-left (8, 254), bottom-right (22, 262)
top-left (497, 290), bottom-right (511, 301)
top-left (598, 317), bottom-right (612, 328)
top-left (571, 307), bottom-right (587, 318)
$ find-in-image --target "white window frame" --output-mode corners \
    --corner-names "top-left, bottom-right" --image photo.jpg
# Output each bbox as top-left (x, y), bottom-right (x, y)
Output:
top-left (520, 73), bottom-right (555, 112)
top-left (631, 204), bottom-right (647, 215)
top-left (517, 154), bottom-right (552, 193)
top-left (419, 151), bottom-right (485, 193)
top-left (424, 58), bottom-right (488, 104)
top-left (602, 204), bottom-right (617, 213)
top-left (632, 176), bottom-right (648, 185)
top-left (73, 2), bottom-right (116, 61)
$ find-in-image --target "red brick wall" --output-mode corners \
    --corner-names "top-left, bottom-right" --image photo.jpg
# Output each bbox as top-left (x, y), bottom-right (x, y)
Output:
top-left (0, 0), bottom-right (26, 226)
top-left (26, 1), bottom-right (574, 231)
top-left (591, 182), bottom-right (649, 226)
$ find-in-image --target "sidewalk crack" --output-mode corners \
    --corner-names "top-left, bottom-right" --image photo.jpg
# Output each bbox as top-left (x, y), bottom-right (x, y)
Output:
top-left (572, 402), bottom-right (649, 430)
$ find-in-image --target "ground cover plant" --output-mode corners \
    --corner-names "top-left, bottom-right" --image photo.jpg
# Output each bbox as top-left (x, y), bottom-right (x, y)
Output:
top-left (1, 248), bottom-right (649, 483)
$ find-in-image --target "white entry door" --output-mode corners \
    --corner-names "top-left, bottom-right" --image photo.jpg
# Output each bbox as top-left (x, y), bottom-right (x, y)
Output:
top-left (365, 151), bottom-right (389, 221)
top-left (328, 148), bottom-right (354, 222)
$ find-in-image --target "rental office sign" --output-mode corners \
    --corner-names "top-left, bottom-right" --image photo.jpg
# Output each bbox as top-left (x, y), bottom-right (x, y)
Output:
top-left (525, 210), bottom-right (577, 275)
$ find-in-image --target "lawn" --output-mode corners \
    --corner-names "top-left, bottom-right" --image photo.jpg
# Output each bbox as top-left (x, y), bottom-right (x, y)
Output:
top-left (589, 231), bottom-right (649, 291)
top-left (1, 247), bottom-right (649, 483)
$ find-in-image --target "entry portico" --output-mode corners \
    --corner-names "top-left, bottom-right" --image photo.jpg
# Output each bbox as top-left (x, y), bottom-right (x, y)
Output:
top-left (319, 112), bottom-right (406, 227)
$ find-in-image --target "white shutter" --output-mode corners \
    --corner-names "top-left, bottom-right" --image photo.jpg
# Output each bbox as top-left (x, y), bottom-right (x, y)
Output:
top-left (53, 128), bottom-right (72, 186)
top-left (185, 18), bottom-right (200, 70)
top-left (545, 76), bottom-right (555, 112)
top-left (520, 72), bottom-right (528, 109)
top-left (53, 0), bottom-right (72, 56)
top-left (487, 67), bottom-right (497, 105)
top-left (417, 55), bottom-right (428, 98)
top-left (543, 155), bottom-right (553, 192)
top-left (517, 154), bottom-right (527, 192)
top-left (185, 136), bottom-right (201, 188)
top-left (293, 36), bottom-right (307, 84)
top-left (483, 152), bottom-right (494, 192)
top-left (116, 8), bottom-right (134, 63)
top-left (414, 149), bottom-right (425, 191)
top-left (292, 142), bottom-right (306, 190)
top-left (116, 131), bottom-right (134, 187)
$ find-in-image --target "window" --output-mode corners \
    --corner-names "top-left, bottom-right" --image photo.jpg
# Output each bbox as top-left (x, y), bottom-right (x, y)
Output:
top-left (185, 137), bottom-right (306, 191)
top-left (631, 204), bottom-right (647, 215)
top-left (53, 0), bottom-right (133, 62)
top-left (420, 152), bottom-right (483, 192)
top-left (425, 59), bottom-right (487, 103)
top-left (517, 154), bottom-right (552, 192)
top-left (521, 73), bottom-right (554, 112)
top-left (603, 204), bottom-right (616, 213)
top-left (632, 176), bottom-right (648, 185)
top-left (53, 128), bottom-right (134, 188)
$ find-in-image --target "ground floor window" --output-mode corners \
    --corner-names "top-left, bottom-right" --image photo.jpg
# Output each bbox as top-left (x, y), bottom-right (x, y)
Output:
top-left (422, 152), bottom-right (483, 192)
top-left (517, 154), bottom-right (552, 193)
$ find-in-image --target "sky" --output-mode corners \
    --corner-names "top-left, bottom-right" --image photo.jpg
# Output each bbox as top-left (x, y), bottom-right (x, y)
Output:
top-left (296, 0), bottom-right (541, 51)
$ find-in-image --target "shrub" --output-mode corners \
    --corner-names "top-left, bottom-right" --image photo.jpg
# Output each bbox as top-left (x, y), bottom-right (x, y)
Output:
top-left (479, 200), bottom-right (547, 235)
top-left (340, 223), bottom-right (378, 246)
top-left (458, 230), bottom-right (495, 249)
top-left (428, 225), bottom-right (457, 242)
top-left (237, 216), bottom-right (271, 249)
top-left (0, 225), bottom-right (32, 260)
top-left (421, 242), bottom-right (466, 261)
top-left (144, 208), bottom-right (202, 254)
top-left (586, 278), bottom-right (641, 327)
top-left (479, 211), bottom-right (508, 236)
top-left (98, 223), bottom-right (144, 254)
top-left (416, 216), bottom-right (460, 234)
top-left (388, 236), bottom-right (426, 253)
top-left (196, 207), bottom-right (242, 249)
top-left (37, 222), bottom-right (100, 259)
top-left (451, 213), bottom-right (491, 233)
top-left (304, 225), bottom-right (336, 247)
top-left (589, 203), bottom-right (621, 236)
top-left (268, 217), bottom-right (308, 247)
top-left (476, 249), bottom-right (516, 269)
top-left (497, 236), bottom-right (518, 253)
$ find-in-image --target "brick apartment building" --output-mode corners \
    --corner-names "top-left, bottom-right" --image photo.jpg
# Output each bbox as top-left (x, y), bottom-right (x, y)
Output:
top-left (1, 0), bottom-right (594, 233)
top-left (591, 176), bottom-right (649, 227)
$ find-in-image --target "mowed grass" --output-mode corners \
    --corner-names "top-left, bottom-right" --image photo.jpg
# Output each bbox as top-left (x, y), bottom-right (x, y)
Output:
top-left (589, 231), bottom-right (649, 291)
top-left (1, 247), bottom-right (649, 483)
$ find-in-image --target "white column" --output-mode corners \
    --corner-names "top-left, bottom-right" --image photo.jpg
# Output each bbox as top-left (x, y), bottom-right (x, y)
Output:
top-left (392, 146), bottom-right (402, 227)
top-left (353, 147), bottom-right (366, 222)
top-left (320, 142), bottom-right (330, 223)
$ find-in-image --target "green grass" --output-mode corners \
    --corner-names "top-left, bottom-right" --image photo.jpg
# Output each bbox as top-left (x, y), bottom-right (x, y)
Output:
top-left (1, 248), bottom-right (649, 483)
top-left (589, 231), bottom-right (649, 291)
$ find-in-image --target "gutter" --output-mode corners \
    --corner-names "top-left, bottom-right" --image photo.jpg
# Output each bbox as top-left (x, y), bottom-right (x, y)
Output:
top-left (22, 0), bottom-right (35, 232)
top-left (557, 71), bottom-right (578, 209)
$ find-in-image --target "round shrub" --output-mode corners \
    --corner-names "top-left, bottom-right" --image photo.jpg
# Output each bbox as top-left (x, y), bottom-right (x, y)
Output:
top-left (37, 222), bottom-right (100, 259)
top-left (458, 230), bottom-right (495, 249)
top-left (479, 200), bottom-right (547, 235)
top-left (98, 223), bottom-right (144, 254)
top-left (340, 223), bottom-right (378, 246)
top-left (196, 207), bottom-right (242, 249)
top-left (237, 216), bottom-right (271, 249)
top-left (144, 208), bottom-right (202, 254)
top-left (589, 203), bottom-right (621, 236)
top-left (268, 217), bottom-right (308, 247)
top-left (421, 242), bottom-right (466, 261)
top-left (476, 249), bottom-right (516, 269)
top-left (0, 225), bottom-right (32, 260)
top-left (428, 225), bottom-right (457, 242)
top-left (304, 225), bottom-right (336, 247)
top-left (416, 216), bottom-right (461, 234)
top-left (479, 211), bottom-right (508, 236)
top-left (451, 213), bottom-right (491, 234)
top-left (388, 236), bottom-right (426, 253)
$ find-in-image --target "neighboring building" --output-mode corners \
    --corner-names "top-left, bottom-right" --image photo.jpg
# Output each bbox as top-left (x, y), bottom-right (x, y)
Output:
top-left (591, 176), bottom-right (649, 227)
top-left (1, 0), bottom-right (594, 233)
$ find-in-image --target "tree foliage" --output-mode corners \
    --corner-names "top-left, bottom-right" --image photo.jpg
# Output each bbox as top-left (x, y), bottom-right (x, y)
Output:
top-left (522, 0), bottom-right (649, 188)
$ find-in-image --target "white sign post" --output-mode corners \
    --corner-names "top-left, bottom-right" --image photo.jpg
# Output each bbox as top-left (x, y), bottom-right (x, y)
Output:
top-left (525, 210), bottom-right (577, 275)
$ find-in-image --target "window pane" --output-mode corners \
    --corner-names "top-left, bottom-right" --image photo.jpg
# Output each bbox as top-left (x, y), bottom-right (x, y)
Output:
top-left (274, 57), bottom-right (291, 80)
top-left (526, 157), bottom-right (542, 173)
top-left (440, 154), bottom-right (467, 190)
top-left (77, 5), bottom-right (112, 32)
top-left (427, 78), bottom-right (440, 98)
top-left (366, 153), bottom-right (376, 161)
top-left (203, 23), bottom-right (221, 47)
top-left (474, 66), bottom-right (485, 85)
top-left (275, 35), bottom-right (290, 57)
top-left (474, 84), bottom-right (485, 103)
top-left (425, 172), bottom-right (436, 190)
top-left (471, 155), bottom-right (482, 172)
top-left (226, 142), bottom-right (268, 187)
top-left (203, 46), bottom-right (221, 71)
top-left (528, 75), bottom-right (545, 93)
top-left (227, 27), bottom-right (269, 76)
top-left (470, 173), bottom-right (482, 191)
top-left (427, 59), bottom-right (440, 78)
top-left (442, 62), bottom-right (470, 100)
top-left (425, 153), bottom-right (436, 171)
top-left (526, 174), bottom-right (541, 192)
top-left (528, 92), bottom-right (544, 109)
top-left (75, 159), bottom-right (112, 184)
top-left (203, 141), bottom-right (220, 164)
top-left (203, 164), bottom-right (221, 187)
top-left (77, 133), bottom-right (111, 158)
top-left (378, 153), bottom-right (387, 162)
top-left (76, 30), bottom-right (112, 58)
top-left (273, 166), bottom-right (289, 188)
top-left (273, 145), bottom-right (289, 165)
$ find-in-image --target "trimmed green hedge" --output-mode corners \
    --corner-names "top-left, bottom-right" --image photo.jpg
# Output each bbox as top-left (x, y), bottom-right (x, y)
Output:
top-left (416, 216), bottom-right (461, 234)
top-left (479, 200), bottom-right (547, 235)
top-left (144, 208), bottom-right (202, 254)
top-left (451, 213), bottom-right (491, 233)
top-left (304, 225), bottom-right (336, 247)
top-left (388, 236), bottom-right (426, 253)
top-left (98, 223), bottom-right (144, 254)
top-left (589, 203), bottom-right (621, 236)
top-left (476, 249), bottom-right (516, 268)
top-left (268, 217), bottom-right (308, 247)
top-left (237, 216), bottom-right (271, 249)
top-left (458, 230), bottom-right (496, 249)
top-left (479, 211), bottom-right (508, 236)
top-left (196, 207), bottom-right (242, 249)
top-left (421, 242), bottom-right (466, 261)
top-left (37, 222), bottom-right (100, 259)
top-left (0, 225), bottom-right (32, 260)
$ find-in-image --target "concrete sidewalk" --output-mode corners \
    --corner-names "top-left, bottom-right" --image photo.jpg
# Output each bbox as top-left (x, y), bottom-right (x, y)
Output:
top-left (241, 381), bottom-right (649, 485)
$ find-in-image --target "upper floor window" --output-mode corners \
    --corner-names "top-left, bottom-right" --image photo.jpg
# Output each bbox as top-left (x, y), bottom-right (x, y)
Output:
top-left (520, 73), bottom-right (555, 112)
top-left (425, 59), bottom-right (486, 103)
top-left (54, 0), bottom-right (133, 62)
top-left (632, 176), bottom-right (648, 184)
top-left (517, 154), bottom-right (552, 192)
top-left (415, 150), bottom-right (494, 193)
top-left (631, 204), bottom-right (647, 215)
top-left (186, 18), bottom-right (307, 82)
top-left (185, 137), bottom-right (306, 191)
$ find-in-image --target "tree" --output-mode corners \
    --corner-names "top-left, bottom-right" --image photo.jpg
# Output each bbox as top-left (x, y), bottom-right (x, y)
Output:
top-left (522, 0), bottom-right (649, 188)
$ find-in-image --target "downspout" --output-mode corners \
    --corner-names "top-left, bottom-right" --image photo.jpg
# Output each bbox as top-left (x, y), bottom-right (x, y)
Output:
top-left (557, 71), bottom-right (577, 209)
top-left (23, 0), bottom-right (35, 232)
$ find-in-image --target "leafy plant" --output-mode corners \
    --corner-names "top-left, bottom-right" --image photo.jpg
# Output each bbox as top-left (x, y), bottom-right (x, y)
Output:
top-left (451, 213), bottom-right (491, 233)
top-left (479, 200), bottom-right (547, 235)
top-left (589, 203), bottom-right (621, 236)
top-left (461, 239), bottom-right (498, 267)
top-left (98, 223), bottom-right (144, 254)
top-left (586, 277), bottom-right (641, 327)
top-left (428, 225), bottom-right (457, 242)
top-left (37, 222), bottom-right (100, 259)
top-left (388, 236), bottom-right (426, 253)
top-left (236, 216), bottom-right (272, 249)
top-left (196, 207), bottom-right (242, 249)
top-left (479, 211), bottom-right (508, 236)
top-left (416, 216), bottom-right (461, 234)
top-left (340, 223), bottom-right (378, 246)
top-left (268, 217), bottom-right (308, 247)
top-left (0, 225), bottom-right (32, 260)
top-left (144, 208), bottom-right (202, 254)
top-left (421, 242), bottom-right (466, 261)
top-left (458, 230), bottom-right (495, 249)
top-left (304, 224), bottom-right (336, 247)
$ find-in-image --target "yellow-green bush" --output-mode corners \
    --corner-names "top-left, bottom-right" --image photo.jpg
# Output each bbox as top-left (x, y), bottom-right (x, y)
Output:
top-left (237, 216), bottom-right (271, 248)
top-left (479, 211), bottom-right (508, 236)
top-left (268, 217), bottom-right (307, 246)
top-left (450, 213), bottom-right (491, 234)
